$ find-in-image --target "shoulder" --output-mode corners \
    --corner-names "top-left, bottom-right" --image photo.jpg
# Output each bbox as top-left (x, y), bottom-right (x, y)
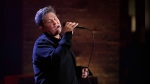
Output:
top-left (34, 34), bottom-right (54, 46)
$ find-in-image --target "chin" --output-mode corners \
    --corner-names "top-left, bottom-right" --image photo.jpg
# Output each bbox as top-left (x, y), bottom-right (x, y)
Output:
top-left (57, 29), bottom-right (61, 34)
top-left (55, 30), bottom-right (61, 35)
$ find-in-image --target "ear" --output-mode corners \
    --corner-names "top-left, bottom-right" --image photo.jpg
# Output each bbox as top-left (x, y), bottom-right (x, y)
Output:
top-left (39, 26), bottom-right (45, 32)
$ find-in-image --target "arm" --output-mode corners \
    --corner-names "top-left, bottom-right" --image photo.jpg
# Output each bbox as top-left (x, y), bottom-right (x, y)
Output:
top-left (35, 32), bottom-right (73, 63)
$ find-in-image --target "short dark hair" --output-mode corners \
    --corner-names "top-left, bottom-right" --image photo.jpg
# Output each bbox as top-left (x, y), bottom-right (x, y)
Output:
top-left (35, 5), bottom-right (56, 27)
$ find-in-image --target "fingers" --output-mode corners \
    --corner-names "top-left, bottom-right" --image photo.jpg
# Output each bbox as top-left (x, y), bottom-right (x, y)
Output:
top-left (82, 68), bottom-right (89, 78)
top-left (82, 68), bottom-right (88, 73)
top-left (62, 22), bottom-right (78, 34)
top-left (66, 22), bottom-right (78, 29)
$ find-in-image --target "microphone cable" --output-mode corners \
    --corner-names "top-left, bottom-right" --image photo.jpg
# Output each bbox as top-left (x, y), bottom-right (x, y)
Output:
top-left (76, 27), bottom-right (95, 84)
top-left (85, 28), bottom-right (95, 69)
top-left (63, 23), bottom-right (96, 84)
top-left (62, 22), bottom-right (95, 68)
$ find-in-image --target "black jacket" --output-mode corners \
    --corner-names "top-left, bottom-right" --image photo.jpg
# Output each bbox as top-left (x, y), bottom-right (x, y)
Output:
top-left (32, 32), bottom-right (80, 84)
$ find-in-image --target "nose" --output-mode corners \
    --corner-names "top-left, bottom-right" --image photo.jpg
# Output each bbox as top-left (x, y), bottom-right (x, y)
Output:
top-left (53, 20), bottom-right (57, 25)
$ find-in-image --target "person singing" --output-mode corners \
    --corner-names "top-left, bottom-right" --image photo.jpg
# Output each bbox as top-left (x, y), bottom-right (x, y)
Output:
top-left (32, 5), bottom-right (91, 84)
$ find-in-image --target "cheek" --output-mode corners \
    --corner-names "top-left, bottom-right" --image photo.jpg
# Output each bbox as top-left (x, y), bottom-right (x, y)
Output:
top-left (55, 28), bottom-right (61, 33)
top-left (45, 25), bottom-right (53, 30)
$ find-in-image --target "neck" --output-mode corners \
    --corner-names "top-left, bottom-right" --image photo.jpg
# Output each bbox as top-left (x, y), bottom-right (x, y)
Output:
top-left (54, 34), bottom-right (61, 39)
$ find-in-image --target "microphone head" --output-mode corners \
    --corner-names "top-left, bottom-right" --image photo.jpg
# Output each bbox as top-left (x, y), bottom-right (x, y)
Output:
top-left (62, 22), bottom-right (66, 27)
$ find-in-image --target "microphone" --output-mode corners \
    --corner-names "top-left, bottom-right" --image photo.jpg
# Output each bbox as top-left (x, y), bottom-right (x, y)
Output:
top-left (62, 22), bottom-right (87, 29)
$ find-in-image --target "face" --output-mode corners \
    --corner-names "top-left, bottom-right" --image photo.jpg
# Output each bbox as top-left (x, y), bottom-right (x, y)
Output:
top-left (41, 12), bottom-right (62, 36)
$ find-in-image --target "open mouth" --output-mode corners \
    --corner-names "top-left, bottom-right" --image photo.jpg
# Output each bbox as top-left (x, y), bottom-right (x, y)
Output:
top-left (57, 25), bottom-right (60, 28)
top-left (55, 25), bottom-right (60, 29)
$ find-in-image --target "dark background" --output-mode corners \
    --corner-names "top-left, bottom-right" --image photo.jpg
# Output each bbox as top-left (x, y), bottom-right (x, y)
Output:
top-left (0, 0), bottom-right (147, 84)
